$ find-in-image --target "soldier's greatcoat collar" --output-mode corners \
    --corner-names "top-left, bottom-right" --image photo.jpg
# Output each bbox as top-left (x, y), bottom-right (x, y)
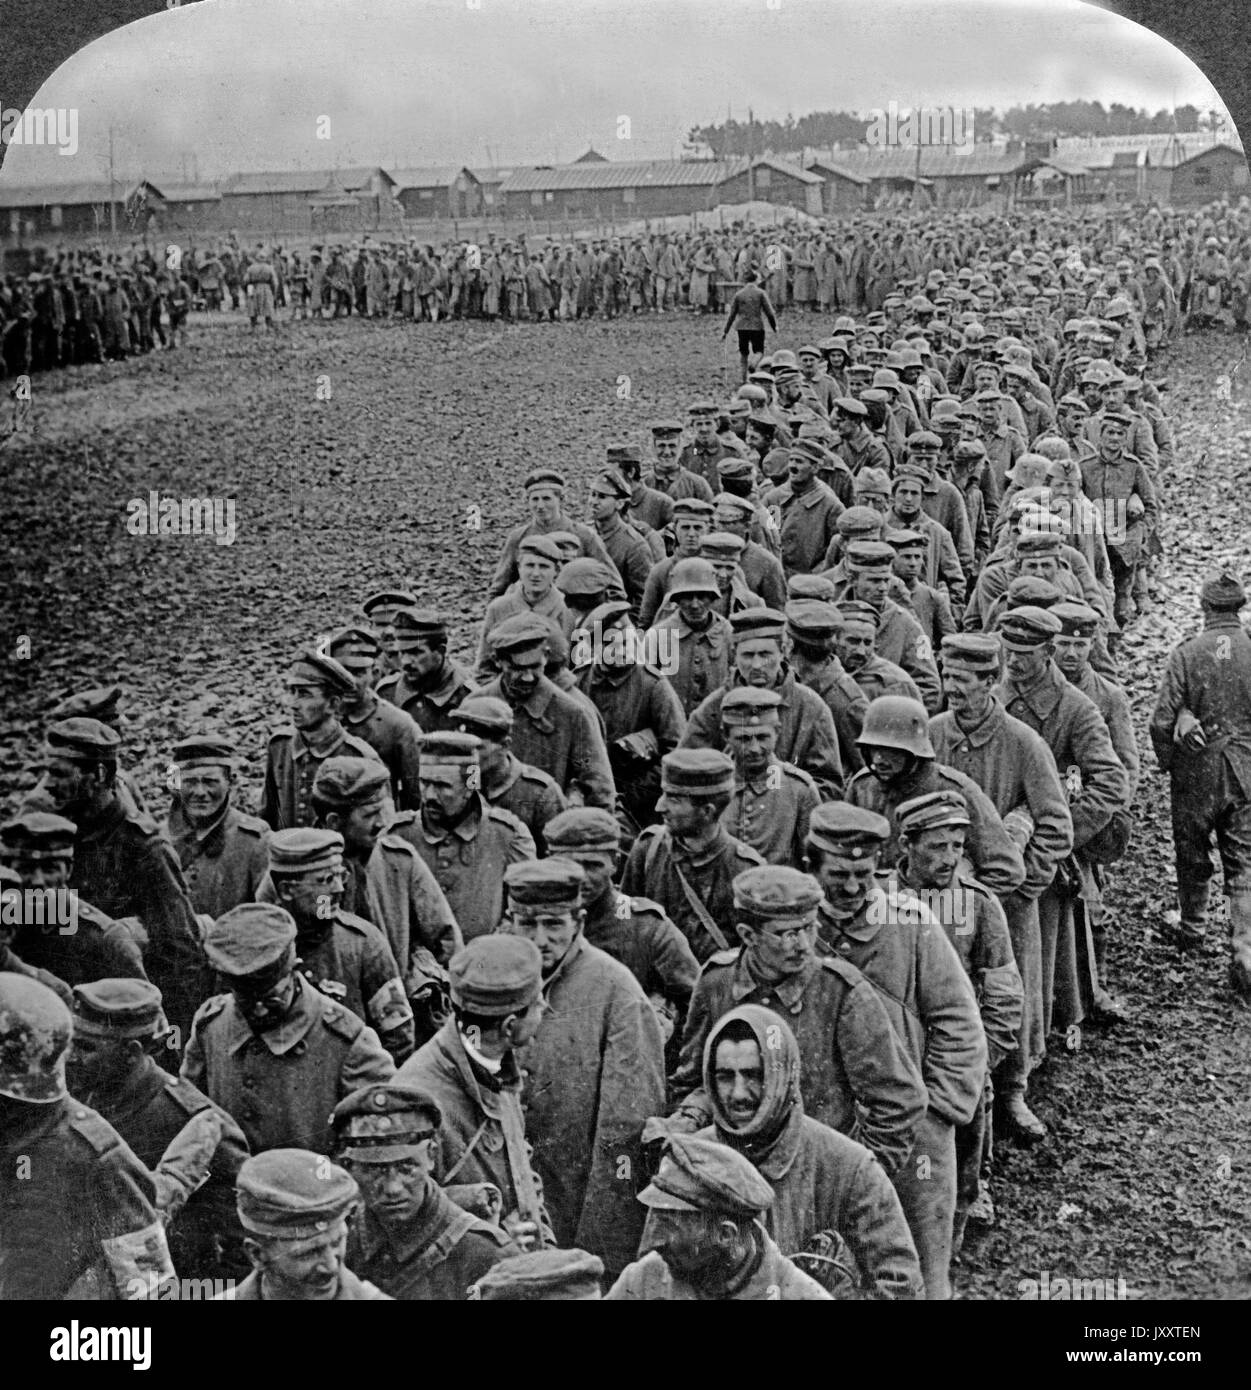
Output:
top-left (504, 675), bottom-right (558, 723)
top-left (999, 659), bottom-right (1067, 722)
top-left (293, 718), bottom-right (350, 761)
top-left (433, 1017), bottom-right (506, 1118)
top-left (772, 479), bottom-right (836, 511)
top-left (168, 799), bottom-right (233, 856)
top-left (80, 1051), bottom-right (168, 1122)
top-left (817, 891), bottom-right (883, 945)
top-left (419, 661), bottom-right (470, 713)
top-left (735, 760), bottom-right (781, 796)
top-left (354, 1180), bottom-right (475, 1269)
top-left (949, 695), bottom-right (1009, 749)
top-left (540, 932), bottom-right (585, 996)
top-left (225, 974), bottom-right (320, 1057)
top-left (671, 823), bottom-right (733, 872)
top-left (668, 612), bottom-right (729, 647)
top-left (731, 949), bottom-right (819, 1011)
top-left (74, 793), bottom-right (128, 843)
top-left (728, 665), bottom-right (799, 711)
top-left (343, 690), bottom-right (379, 726)
top-left (418, 797), bottom-right (485, 846)
top-left (479, 752), bottom-right (524, 801)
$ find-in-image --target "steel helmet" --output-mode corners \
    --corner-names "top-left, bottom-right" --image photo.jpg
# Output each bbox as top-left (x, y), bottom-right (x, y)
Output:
top-left (667, 558), bottom-right (721, 601)
top-left (856, 696), bottom-right (935, 758)
top-left (0, 973), bottom-right (72, 1103)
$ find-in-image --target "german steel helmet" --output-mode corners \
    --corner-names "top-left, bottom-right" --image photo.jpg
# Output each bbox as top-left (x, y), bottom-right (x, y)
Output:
top-left (856, 696), bottom-right (935, 758)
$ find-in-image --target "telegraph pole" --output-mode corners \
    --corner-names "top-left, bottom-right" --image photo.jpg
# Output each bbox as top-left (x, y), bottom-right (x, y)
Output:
top-left (108, 125), bottom-right (117, 238)
top-left (913, 99), bottom-right (923, 209)
top-left (747, 107), bottom-right (755, 202)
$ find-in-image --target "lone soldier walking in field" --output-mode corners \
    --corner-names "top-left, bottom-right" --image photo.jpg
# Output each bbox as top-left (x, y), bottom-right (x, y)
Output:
top-left (721, 270), bottom-right (779, 385)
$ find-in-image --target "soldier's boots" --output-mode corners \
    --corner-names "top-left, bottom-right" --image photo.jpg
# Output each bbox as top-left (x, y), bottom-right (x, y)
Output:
top-left (1088, 928), bottom-right (1129, 1025)
top-left (966, 1183), bottom-right (995, 1228)
top-left (1088, 986), bottom-right (1129, 1025)
top-left (999, 1089), bottom-right (1047, 1145)
top-left (1168, 880), bottom-right (1210, 951)
top-left (953, 1180), bottom-right (995, 1257)
top-left (1227, 888), bottom-right (1251, 1001)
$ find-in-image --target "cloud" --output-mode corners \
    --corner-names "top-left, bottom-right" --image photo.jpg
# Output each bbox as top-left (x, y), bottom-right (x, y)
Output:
top-left (1, 0), bottom-right (1227, 185)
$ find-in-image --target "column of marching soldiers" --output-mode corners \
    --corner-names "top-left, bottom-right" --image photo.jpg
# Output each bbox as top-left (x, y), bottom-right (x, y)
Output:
top-left (4, 268), bottom-right (1251, 1303)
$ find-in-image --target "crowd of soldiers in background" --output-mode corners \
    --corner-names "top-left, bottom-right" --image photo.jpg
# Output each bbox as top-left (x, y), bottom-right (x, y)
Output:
top-left (4, 193), bottom-right (1251, 374)
top-left (4, 199), bottom-right (1251, 1305)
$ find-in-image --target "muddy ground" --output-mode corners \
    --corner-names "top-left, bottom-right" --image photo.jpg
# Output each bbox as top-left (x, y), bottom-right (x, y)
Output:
top-left (1, 305), bottom-right (1248, 1298)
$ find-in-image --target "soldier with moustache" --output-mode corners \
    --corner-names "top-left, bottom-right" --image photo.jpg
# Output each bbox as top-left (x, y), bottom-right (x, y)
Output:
top-left (376, 610), bottom-right (479, 738)
top-left (680, 609), bottom-right (844, 801)
top-left (388, 732), bottom-right (535, 944)
top-left (260, 827), bottom-right (415, 1065)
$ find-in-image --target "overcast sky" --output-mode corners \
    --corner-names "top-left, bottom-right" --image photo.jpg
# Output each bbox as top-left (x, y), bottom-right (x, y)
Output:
top-left (1, 0), bottom-right (1233, 186)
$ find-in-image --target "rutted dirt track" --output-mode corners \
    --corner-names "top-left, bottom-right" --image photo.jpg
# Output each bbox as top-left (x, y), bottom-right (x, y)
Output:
top-left (1, 309), bottom-right (1248, 1298)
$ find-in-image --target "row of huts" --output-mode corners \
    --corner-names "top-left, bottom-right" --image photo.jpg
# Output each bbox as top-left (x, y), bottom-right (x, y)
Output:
top-left (1, 134), bottom-right (1245, 240)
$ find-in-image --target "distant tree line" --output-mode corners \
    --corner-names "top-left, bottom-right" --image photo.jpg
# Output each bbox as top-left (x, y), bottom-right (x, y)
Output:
top-left (688, 102), bottom-right (1224, 157)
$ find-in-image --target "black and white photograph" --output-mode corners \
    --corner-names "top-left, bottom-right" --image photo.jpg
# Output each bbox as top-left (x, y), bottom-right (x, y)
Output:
top-left (0, 0), bottom-right (1248, 1336)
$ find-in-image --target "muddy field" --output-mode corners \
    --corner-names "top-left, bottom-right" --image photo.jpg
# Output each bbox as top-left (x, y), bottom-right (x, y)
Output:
top-left (1, 306), bottom-right (1249, 1299)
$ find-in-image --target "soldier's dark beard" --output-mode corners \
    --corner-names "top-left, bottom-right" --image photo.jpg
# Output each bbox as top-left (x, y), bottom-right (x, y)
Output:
top-left (424, 797), bottom-right (475, 832)
top-left (409, 657), bottom-right (448, 692)
top-left (500, 673), bottom-right (539, 705)
top-left (66, 1047), bottom-right (133, 1100)
top-left (240, 979), bottom-right (299, 1034)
